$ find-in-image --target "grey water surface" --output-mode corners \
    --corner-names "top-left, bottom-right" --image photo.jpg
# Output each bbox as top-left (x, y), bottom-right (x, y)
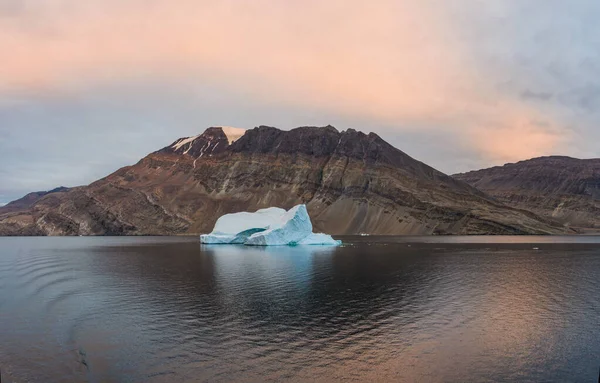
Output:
top-left (0, 236), bottom-right (599, 382)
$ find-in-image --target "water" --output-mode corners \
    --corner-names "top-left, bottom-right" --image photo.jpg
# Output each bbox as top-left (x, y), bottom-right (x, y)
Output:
top-left (1, 236), bottom-right (599, 382)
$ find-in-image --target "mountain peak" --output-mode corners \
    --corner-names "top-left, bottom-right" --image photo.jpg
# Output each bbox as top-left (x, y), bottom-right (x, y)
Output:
top-left (212, 126), bottom-right (246, 144)
top-left (162, 125), bottom-right (442, 179)
top-left (161, 126), bottom-right (247, 158)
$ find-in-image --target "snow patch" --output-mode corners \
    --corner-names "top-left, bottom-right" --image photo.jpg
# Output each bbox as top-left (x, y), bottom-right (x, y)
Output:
top-left (172, 134), bottom-right (200, 151)
top-left (193, 137), bottom-right (218, 167)
top-left (200, 204), bottom-right (340, 246)
top-left (217, 126), bottom-right (246, 144)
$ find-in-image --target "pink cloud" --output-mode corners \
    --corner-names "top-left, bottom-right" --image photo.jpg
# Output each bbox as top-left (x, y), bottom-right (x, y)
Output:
top-left (0, 0), bottom-right (568, 162)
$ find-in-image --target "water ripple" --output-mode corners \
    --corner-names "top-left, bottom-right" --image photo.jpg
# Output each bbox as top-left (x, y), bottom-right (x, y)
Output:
top-left (0, 238), bottom-right (599, 382)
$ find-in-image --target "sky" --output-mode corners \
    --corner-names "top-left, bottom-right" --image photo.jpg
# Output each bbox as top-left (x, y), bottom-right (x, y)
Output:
top-left (1, 0), bottom-right (600, 204)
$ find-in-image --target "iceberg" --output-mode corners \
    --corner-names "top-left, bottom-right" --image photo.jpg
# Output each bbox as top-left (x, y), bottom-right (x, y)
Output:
top-left (200, 207), bottom-right (286, 244)
top-left (297, 233), bottom-right (341, 246)
top-left (200, 204), bottom-right (341, 246)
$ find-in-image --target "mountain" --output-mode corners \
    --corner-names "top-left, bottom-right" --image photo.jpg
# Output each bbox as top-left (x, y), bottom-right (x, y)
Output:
top-left (0, 126), bottom-right (568, 236)
top-left (453, 156), bottom-right (600, 231)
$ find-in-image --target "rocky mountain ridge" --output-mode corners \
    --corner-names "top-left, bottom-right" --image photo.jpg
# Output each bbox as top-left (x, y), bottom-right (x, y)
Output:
top-left (0, 126), bottom-right (569, 236)
top-left (453, 156), bottom-right (600, 231)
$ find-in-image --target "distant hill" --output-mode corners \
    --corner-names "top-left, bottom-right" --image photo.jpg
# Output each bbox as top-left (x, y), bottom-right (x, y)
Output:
top-left (0, 187), bottom-right (70, 214)
top-left (454, 156), bottom-right (600, 231)
top-left (0, 126), bottom-right (567, 236)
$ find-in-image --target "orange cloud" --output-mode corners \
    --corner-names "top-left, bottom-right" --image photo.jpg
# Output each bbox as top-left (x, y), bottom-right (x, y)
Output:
top-left (0, 0), bottom-right (568, 162)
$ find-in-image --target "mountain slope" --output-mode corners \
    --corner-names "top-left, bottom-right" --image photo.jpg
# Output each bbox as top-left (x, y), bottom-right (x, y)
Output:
top-left (453, 156), bottom-right (600, 231)
top-left (0, 126), bottom-right (568, 236)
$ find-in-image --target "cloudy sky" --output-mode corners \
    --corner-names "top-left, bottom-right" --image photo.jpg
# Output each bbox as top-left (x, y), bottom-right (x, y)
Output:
top-left (1, 0), bottom-right (600, 204)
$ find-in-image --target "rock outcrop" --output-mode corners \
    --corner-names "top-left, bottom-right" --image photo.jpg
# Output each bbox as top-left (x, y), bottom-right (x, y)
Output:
top-left (453, 156), bottom-right (600, 231)
top-left (0, 126), bottom-right (569, 236)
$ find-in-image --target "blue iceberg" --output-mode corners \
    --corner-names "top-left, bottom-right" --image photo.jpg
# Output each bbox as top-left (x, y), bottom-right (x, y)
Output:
top-left (200, 204), bottom-right (341, 246)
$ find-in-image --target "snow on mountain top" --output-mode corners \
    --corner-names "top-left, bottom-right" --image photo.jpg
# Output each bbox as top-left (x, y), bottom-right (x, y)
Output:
top-left (172, 134), bottom-right (200, 151)
top-left (217, 126), bottom-right (246, 144)
top-left (171, 127), bottom-right (245, 151)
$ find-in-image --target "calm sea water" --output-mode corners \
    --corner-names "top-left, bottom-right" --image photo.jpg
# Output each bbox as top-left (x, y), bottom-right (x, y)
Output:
top-left (1, 236), bottom-right (599, 382)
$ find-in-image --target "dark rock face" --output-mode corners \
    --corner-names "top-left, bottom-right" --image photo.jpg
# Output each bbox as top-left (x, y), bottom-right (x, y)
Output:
top-left (0, 126), bottom-right (569, 236)
top-left (453, 156), bottom-right (600, 231)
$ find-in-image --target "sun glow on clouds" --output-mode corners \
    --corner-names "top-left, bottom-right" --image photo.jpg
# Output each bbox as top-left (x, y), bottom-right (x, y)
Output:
top-left (0, 0), bottom-right (568, 163)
